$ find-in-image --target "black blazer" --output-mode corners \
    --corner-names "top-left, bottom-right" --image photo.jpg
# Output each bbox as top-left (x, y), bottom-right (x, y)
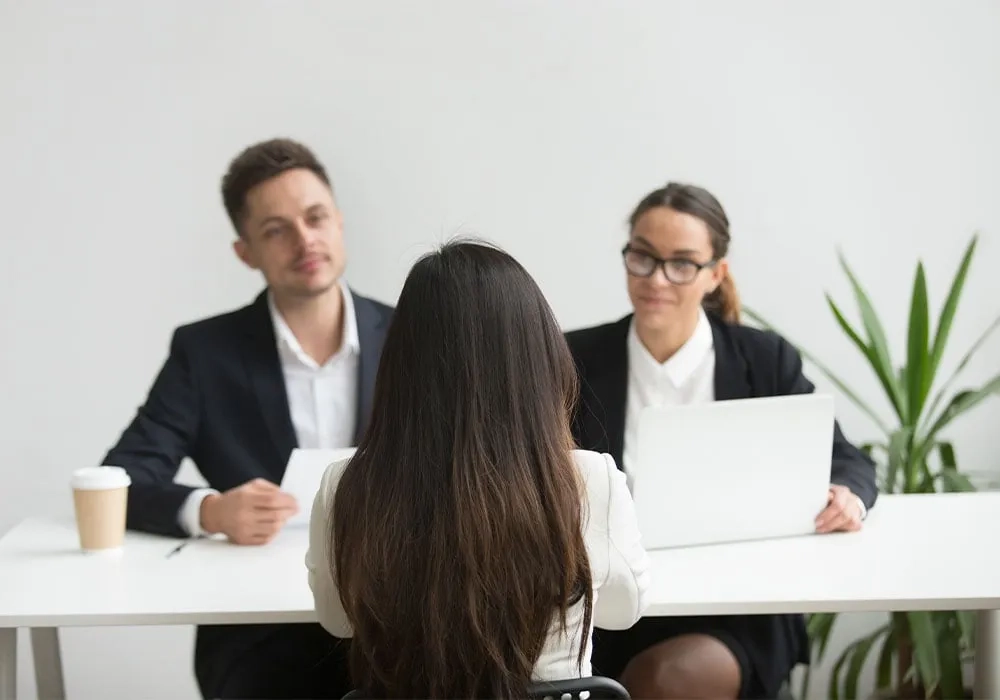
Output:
top-left (101, 288), bottom-right (392, 696)
top-left (103, 288), bottom-right (393, 539)
top-left (566, 313), bottom-right (878, 511)
top-left (566, 313), bottom-right (877, 687)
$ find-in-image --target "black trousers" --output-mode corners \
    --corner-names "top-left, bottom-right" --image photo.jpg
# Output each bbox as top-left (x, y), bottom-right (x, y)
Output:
top-left (196, 623), bottom-right (352, 700)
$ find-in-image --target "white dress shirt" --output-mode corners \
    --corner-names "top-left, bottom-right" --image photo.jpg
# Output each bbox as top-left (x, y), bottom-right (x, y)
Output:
top-left (178, 281), bottom-right (361, 536)
top-left (306, 449), bottom-right (651, 681)
top-left (622, 308), bottom-right (866, 518)
top-left (269, 282), bottom-right (359, 451)
top-left (622, 309), bottom-right (716, 489)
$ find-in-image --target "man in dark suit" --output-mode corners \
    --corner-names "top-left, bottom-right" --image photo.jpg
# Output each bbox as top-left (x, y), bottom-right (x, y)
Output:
top-left (102, 138), bottom-right (392, 699)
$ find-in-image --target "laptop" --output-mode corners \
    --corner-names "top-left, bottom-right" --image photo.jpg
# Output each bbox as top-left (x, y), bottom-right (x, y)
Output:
top-left (632, 393), bottom-right (835, 549)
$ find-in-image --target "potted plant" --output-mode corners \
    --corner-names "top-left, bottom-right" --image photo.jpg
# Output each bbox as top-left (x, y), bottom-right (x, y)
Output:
top-left (743, 234), bottom-right (999, 700)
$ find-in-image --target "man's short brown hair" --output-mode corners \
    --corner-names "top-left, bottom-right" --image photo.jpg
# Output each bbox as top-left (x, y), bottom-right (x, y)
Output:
top-left (220, 138), bottom-right (331, 237)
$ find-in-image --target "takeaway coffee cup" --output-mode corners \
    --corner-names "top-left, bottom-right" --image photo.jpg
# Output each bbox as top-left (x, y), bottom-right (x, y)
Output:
top-left (71, 466), bottom-right (131, 553)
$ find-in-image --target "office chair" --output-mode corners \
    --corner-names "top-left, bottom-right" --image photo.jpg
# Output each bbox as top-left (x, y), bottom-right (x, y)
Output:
top-left (342, 675), bottom-right (630, 699)
top-left (528, 676), bottom-right (630, 699)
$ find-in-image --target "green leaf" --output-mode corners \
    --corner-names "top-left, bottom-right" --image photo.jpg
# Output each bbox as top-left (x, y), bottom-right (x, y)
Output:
top-left (742, 306), bottom-right (890, 434)
top-left (906, 263), bottom-right (931, 423)
top-left (938, 441), bottom-right (956, 469)
top-left (939, 469), bottom-right (975, 493)
top-left (883, 427), bottom-right (912, 493)
top-left (876, 626), bottom-right (897, 690)
top-left (919, 313), bottom-right (1000, 438)
top-left (845, 625), bottom-right (889, 700)
top-left (929, 235), bottom-right (978, 383)
top-left (860, 442), bottom-right (887, 459)
top-left (827, 294), bottom-right (872, 361)
top-left (957, 610), bottom-right (976, 653)
top-left (823, 298), bottom-right (912, 419)
top-left (798, 664), bottom-right (812, 700)
top-left (803, 610), bottom-right (840, 700)
top-left (921, 374), bottom-right (1000, 454)
top-left (807, 611), bottom-right (839, 662)
top-left (927, 442), bottom-right (960, 493)
top-left (897, 366), bottom-right (909, 409)
top-left (907, 611), bottom-right (941, 695)
top-left (916, 460), bottom-right (937, 493)
top-left (936, 613), bottom-right (965, 700)
top-left (829, 637), bottom-right (855, 700)
top-left (838, 249), bottom-right (907, 423)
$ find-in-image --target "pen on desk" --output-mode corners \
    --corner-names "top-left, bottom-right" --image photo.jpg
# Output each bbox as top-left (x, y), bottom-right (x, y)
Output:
top-left (166, 541), bottom-right (191, 558)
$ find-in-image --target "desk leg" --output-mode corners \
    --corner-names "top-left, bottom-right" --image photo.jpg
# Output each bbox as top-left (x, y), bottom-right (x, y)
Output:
top-left (30, 628), bottom-right (65, 700)
top-left (975, 609), bottom-right (999, 699)
top-left (0, 628), bottom-right (15, 700)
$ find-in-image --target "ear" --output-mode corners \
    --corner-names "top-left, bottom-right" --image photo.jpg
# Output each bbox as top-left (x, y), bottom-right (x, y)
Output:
top-left (232, 237), bottom-right (259, 270)
top-left (708, 257), bottom-right (729, 293)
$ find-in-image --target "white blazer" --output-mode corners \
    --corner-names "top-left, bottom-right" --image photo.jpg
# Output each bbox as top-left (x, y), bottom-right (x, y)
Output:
top-left (305, 449), bottom-right (651, 681)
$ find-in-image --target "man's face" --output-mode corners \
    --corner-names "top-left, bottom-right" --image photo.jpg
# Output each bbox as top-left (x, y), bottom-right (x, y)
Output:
top-left (233, 168), bottom-right (345, 300)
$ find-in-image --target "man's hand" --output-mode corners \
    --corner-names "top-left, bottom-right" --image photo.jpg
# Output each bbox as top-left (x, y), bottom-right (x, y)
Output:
top-left (815, 484), bottom-right (864, 534)
top-left (200, 478), bottom-right (299, 545)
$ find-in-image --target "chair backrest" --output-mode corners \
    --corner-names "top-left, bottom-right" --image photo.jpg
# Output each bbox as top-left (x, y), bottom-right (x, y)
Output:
top-left (342, 676), bottom-right (630, 700)
top-left (528, 676), bottom-right (630, 700)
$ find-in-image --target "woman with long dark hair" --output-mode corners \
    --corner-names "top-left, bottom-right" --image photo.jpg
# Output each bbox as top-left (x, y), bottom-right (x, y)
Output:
top-left (306, 240), bottom-right (650, 699)
top-left (567, 182), bottom-right (877, 699)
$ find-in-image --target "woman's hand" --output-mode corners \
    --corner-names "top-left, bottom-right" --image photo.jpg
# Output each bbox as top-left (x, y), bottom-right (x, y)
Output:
top-left (814, 484), bottom-right (865, 534)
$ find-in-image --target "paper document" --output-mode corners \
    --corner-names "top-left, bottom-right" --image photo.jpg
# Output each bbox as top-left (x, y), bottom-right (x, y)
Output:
top-left (281, 448), bottom-right (357, 527)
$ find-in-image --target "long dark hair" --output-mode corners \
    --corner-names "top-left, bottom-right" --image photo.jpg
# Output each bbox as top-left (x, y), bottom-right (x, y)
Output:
top-left (332, 240), bottom-right (593, 699)
top-left (628, 182), bottom-right (741, 323)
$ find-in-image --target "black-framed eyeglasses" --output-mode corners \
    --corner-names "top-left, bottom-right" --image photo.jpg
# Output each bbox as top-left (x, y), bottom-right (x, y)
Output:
top-left (621, 245), bottom-right (717, 285)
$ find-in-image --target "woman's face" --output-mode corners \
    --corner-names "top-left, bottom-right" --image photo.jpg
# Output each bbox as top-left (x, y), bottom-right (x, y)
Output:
top-left (625, 206), bottom-right (727, 335)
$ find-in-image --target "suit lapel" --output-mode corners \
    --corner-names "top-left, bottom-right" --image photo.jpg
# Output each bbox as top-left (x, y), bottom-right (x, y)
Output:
top-left (352, 292), bottom-right (387, 443)
top-left (709, 315), bottom-right (754, 401)
top-left (582, 316), bottom-right (630, 467)
top-left (243, 291), bottom-right (298, 462)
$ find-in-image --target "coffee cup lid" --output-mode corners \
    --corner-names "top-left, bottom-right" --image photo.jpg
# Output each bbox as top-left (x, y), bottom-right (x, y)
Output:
top-left (72, 466), bottom-right (131, 491)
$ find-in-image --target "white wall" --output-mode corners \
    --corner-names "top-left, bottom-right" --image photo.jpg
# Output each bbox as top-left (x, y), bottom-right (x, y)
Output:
top-left (1, 1), bottom-right (998, 697)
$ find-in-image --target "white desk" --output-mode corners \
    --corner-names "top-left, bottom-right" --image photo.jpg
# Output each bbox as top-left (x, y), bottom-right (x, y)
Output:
top-left (2, 492), bottom-right (998, 699)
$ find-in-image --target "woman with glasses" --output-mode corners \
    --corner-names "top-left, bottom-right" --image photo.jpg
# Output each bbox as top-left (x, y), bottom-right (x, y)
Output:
top-left (565, 182), bottom-right (877, 699)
